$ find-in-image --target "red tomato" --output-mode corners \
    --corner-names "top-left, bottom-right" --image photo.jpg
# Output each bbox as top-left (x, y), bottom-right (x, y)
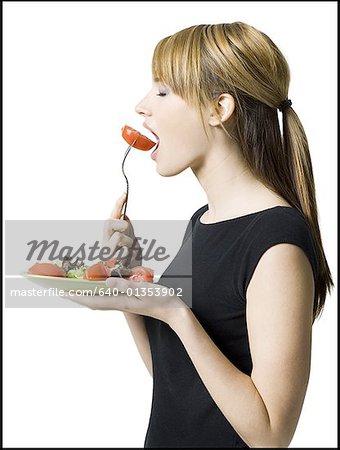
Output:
top-left (28, 263), bottom-right (66, 277)
top-left (122, 125), bottom-right (156, 151)
top-left (84, 262), bottom-right (111, 280)
top-left (127, 266), bottom-right (154, 283)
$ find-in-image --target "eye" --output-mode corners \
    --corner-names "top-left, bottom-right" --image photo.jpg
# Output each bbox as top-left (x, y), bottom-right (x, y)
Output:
top-left (156, 91), bottom-right (167, 97)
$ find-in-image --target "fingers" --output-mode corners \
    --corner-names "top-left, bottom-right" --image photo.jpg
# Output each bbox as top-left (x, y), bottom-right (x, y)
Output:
top-left (102, 225), bottom-right (136, 263)
top-left (109, 231), bottom-right (134, 249)
top-left (103, 218), bottom-right (130, 246)
top-left (102, 219), bottom-right (127, 245)
top-left (120, 247), bottom-right (131, 259)
top-left (110, 192), bottom-right (127, 220)
top-left (105, 218), bottom-right (129, 233)
top-left (100, 193), bottom-right (140, 262)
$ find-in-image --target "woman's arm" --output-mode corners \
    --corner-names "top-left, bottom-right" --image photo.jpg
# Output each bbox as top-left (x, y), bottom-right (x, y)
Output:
top-left (168, 243), bottom-right (314, 448)
top-left (123, 312), bottom-right (153, 377)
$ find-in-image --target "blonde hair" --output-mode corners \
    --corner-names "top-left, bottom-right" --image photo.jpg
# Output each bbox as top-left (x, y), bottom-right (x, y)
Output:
top-left (152, 22), bottom-right (333, 323)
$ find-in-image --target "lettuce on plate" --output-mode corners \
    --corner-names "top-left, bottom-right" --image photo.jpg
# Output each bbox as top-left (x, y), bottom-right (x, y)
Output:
top-left (66, 266), bottom-right (87, 278)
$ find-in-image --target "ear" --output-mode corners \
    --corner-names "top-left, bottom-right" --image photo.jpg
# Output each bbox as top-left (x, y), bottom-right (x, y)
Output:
top-left (208, 94), bottom-right (235, 126)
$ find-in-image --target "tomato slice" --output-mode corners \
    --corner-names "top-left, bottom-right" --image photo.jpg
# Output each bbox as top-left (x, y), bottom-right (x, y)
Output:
top-left (127, 266), bottom-right (154, 283)
top-left (28, 263), bottom-right (66, 277)
top-left (84, 261), bottom-right (154, 282)
top-left (122, 125), bottom-right (156, 151)
top-left (84, 262), bottom-right (111, 280)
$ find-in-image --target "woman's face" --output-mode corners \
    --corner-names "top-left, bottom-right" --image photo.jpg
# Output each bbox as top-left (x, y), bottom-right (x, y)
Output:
top-left (135, 80), bottom-right (212, 177)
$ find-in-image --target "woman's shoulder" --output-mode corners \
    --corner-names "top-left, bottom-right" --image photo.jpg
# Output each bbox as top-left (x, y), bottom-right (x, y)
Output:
top-left (242, 205), bottom-right (315, 251)
top-left (237, 205), bottom-right (319, 300)
top-left (251, 205), bottom-right (311, 233)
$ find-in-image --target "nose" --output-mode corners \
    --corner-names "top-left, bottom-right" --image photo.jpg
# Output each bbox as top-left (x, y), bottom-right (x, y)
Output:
top-left (135, 94), bottom-right (151, 117)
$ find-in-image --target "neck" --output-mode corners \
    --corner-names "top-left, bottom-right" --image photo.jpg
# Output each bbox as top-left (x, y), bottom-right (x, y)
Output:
top-left (191, 141), bottom-right (280, 222)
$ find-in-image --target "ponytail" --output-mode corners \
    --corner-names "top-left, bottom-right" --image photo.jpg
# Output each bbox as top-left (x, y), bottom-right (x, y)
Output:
top-left (282, 107), bottom-right (334, 322)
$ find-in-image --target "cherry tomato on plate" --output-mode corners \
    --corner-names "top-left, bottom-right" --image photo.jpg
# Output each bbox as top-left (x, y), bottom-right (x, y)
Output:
top-left (84, 262), bottom-right (111, 280)
top-left (28, 263), bottom-right (66, 277)
top-left (126, 266), bottom-right (154, 283)
top-left (122, 125), bottom-right (156, 151)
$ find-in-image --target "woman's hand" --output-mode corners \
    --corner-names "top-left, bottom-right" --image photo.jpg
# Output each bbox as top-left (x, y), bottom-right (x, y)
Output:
top-left (62, 192), bottom-right (189, 324)
top-left (63, 278), bottom-right (188, 325)
top-left (102, 192), bottom-right (142, 267)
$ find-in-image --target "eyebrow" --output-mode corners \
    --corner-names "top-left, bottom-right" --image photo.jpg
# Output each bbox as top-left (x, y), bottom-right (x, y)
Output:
top-left (153, 77), bottom-right (160, 82)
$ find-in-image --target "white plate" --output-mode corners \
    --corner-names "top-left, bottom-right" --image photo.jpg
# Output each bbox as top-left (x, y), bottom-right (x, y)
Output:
top-left (22, 272), bottom-right (120, 294)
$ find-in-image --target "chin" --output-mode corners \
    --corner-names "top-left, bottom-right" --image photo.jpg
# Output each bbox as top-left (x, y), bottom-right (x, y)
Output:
top-left (156, 161), bottom-right (188, 177)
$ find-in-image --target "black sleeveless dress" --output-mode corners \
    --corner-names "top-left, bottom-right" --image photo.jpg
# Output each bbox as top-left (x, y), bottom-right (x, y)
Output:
top-left (143, 205), bottom-right (318, 448)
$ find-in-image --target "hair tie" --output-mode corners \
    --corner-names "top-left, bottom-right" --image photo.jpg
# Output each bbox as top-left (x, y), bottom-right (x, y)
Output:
top-left (278, 99), bottom-right (292, 112)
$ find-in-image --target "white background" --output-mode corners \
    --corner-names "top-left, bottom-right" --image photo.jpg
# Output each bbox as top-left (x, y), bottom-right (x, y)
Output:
top-left (3, 1), bottom-right (337, 448)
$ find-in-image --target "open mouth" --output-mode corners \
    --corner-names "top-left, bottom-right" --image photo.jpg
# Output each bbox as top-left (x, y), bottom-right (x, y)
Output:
top-left (145, 129), bottom-right (160, 145)
top-left (142, 124), bottom-right (160, 159)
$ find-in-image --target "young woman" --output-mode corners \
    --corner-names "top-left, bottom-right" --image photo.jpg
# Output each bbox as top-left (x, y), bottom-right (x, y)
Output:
top-left (67, 22), bottom-right (334, 447)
